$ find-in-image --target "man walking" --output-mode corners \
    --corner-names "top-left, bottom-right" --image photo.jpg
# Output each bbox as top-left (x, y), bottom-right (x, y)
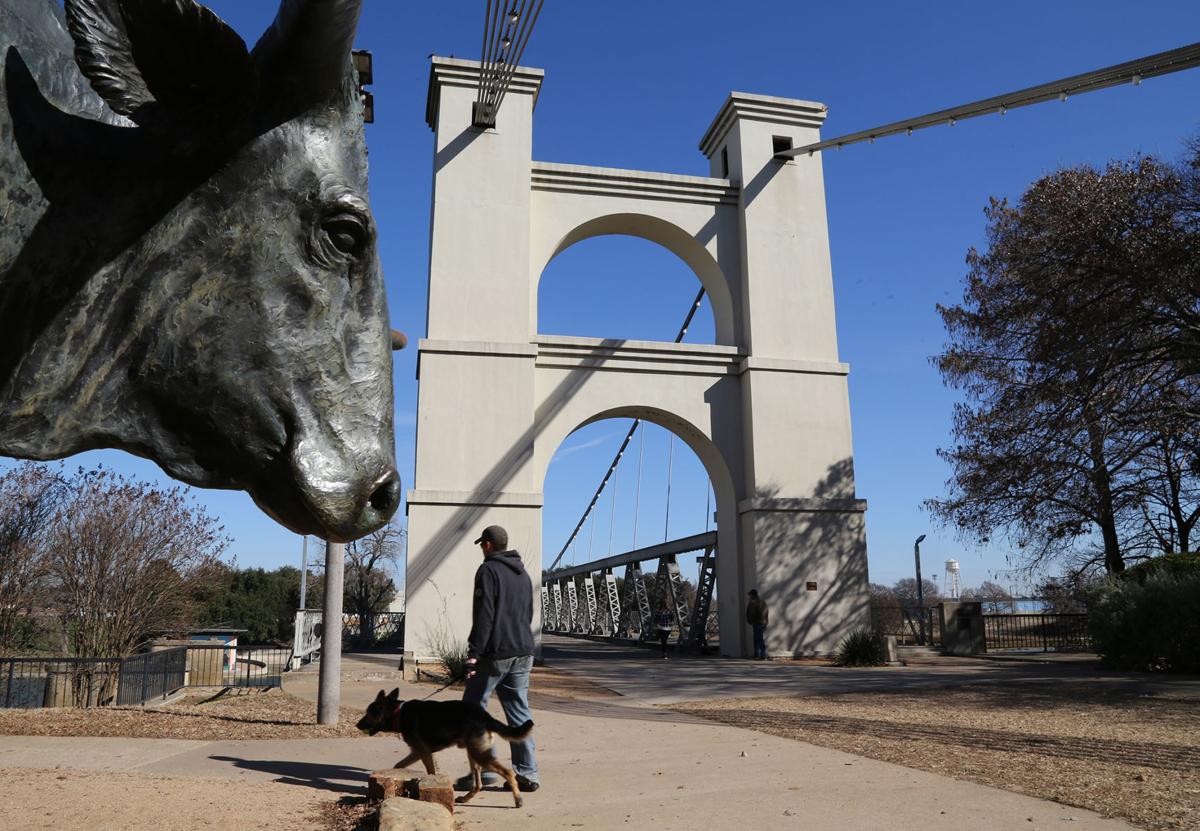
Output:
top-left (746, 589), bottom-right (769, 659)
top-left (458, 525), bottom-right (540, 793)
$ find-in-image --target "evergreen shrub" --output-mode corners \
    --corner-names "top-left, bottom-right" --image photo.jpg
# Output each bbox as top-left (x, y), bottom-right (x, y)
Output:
top-left (1088, 572), bottom-right (1200, 672)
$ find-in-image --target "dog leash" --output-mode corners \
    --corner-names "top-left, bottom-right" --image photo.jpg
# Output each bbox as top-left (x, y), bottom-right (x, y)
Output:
top-left (416, 675), bottom-right (459, 701)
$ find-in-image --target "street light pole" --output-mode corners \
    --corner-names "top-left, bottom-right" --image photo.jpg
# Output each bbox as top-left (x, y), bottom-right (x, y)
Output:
top-left (914, 534), bottom-right (927, 645)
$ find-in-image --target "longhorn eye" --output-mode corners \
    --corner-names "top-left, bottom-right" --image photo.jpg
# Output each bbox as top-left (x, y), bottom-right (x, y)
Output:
top-left (322, 213), bottom-right (369, 258)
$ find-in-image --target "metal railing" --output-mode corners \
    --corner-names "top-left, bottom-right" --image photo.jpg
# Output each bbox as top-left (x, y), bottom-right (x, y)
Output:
top-left (292, 610), bottom-right (323, 668)
top-left (1, 643), bottom-right (294, 709)
top-left (343, 611), bottom-right (405, 647)
top-left (290, 609), bottom-right (405, 670)
top-left (186, 644), bottom-right (291, 688)
top-left (1, 656), bottom-right (122, 708)
top-left (117, 648), bottom-right (187, 706)
top-left (983, 613), bottom-right (1092, 652)
top-left (870, 605), bottom-right (943, 646)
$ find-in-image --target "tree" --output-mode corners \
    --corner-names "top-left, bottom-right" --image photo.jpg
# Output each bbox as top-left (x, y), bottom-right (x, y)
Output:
top-left (0, 463), bottom-right (65, 654)
top-left (867, 583), bottom-right (897, 606)
top-left (891, 578), bottom-right (941, 607)
top-left (1037, 574), bottom-right (1101, 614)
top-left (196, 565), bottom-right (303, 644)
top-left (929, 151), bottom-right (1200, 576)
top-left (46, 469), bottom-right (228, 657)
top-left (961, 580), bottom-right (1014, 614)
top-left (344, 522), bottom-right (403, 643)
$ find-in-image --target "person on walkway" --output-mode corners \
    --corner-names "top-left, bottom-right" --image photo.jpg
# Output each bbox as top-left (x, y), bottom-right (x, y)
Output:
top-left (746, 589), bottom-right (768, 659)
top-left (458, 524), bottom-right (540, 793)
top-left (653, 601), bottom-right (674, 659)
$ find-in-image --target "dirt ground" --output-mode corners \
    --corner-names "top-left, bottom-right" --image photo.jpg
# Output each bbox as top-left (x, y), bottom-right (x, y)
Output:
top-left (0, 767), bottom-right (334, 831)
top-left (674, 680), bottom-right (1200, 831)
top-left (7, 669), bottom-right (1194, 829)
top-left (0, 666), bottom-right (614, 830)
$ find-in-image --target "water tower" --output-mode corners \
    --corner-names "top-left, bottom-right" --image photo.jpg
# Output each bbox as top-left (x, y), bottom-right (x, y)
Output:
top-left (943, 559), bottom-right (961, 600)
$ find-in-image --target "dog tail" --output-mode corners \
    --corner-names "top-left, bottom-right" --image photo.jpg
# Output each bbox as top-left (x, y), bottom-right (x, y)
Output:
top-left (488, 714), bottom-right (534, 742)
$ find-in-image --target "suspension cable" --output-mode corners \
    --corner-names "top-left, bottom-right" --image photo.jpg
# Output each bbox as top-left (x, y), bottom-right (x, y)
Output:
top-left (778, 40), bottom-right (1200, 158)
top-left (547, 286), bottom-right (707, 571)
top-left (474, 0), bottom-right (546, 128)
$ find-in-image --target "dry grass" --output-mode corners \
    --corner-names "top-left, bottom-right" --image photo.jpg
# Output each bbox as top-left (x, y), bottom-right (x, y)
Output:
top-left (674, 681), bottom-right (1200, 831)
top-left (0, 687), bottom-right (364, 740)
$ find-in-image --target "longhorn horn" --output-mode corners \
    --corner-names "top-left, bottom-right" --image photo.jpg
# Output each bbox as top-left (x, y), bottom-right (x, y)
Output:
top-left (251, 0), bottom-right (363, 119)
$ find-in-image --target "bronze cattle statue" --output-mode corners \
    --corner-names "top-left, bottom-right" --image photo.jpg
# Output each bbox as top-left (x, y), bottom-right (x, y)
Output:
top-left (0, 0), bottom-right (399, 542)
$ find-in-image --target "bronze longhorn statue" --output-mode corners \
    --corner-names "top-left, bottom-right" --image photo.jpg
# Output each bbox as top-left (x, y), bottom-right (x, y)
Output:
top-left (0, 0), bottom-right (400, 542)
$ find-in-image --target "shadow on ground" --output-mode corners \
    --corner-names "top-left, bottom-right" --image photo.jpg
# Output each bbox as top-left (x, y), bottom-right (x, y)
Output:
top-left (209, 755), bottom-right (370, 794)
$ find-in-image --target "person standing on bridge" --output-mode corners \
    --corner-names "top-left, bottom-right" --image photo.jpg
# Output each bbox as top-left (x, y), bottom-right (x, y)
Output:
top-left (746, 589), bottom-right (769, 659)
top-left (458, 525), bottom-right (540, 793)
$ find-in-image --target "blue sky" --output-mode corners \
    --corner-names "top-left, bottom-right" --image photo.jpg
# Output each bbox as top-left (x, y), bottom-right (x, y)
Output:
top-left (9, 1), bottom-right (1200, 597)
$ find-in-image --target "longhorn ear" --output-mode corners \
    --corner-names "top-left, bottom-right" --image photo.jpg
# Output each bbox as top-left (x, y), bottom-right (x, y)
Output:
top-left (65, 0), bottom-right (257, 137)
top-left (251, 0), bottom-right (362, 123)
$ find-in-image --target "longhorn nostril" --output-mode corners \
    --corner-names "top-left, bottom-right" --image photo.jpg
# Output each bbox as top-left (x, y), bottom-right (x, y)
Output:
top-left (367, 470), bottom-right (400, 514)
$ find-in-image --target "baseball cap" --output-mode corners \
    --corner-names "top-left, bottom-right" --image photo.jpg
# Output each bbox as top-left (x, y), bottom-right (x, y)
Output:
top-left (473, 525), bottom-right (508, 548)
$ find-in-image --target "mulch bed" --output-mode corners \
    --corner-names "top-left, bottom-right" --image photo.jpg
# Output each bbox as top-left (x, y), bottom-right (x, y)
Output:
top-left (673, 681), bottom-right (1200, 831)
top-left (0, 688), bottom-right (364, 740)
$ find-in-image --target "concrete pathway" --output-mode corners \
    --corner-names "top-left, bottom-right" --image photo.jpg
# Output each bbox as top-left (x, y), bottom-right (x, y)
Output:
top-left (2, 640), bottom-right (1183, 829)
top-left (537, 635), bottom-right (1199, 704)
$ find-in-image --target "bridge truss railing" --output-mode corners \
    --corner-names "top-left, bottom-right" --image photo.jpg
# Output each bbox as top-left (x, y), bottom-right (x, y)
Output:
top-left (541, 531), bottom-right (717, 650)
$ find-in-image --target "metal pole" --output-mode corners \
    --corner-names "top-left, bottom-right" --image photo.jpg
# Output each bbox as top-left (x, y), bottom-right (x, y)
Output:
top-left (299, 536), bottom-right (309, 611)
top-left (914, 534), bottom-right (927, 646)
top-left (317, 540), bottom-right (344, 725)
top-left (663, 433), bottom-right (675, 542)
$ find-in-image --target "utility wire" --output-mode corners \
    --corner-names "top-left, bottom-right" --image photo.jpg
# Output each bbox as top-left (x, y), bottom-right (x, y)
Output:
top-left (548, 287), bottom-right (707, 571)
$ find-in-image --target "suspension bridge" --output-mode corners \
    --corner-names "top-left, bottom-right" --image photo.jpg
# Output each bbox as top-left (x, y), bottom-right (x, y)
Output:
top-left (399, 4), bottom-right (1200, 664)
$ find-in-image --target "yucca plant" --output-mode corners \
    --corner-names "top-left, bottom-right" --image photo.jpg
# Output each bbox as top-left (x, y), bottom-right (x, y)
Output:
top-left (835, 627), bottom-right (886, 666)
top-left (437, 642), bottom-right (471, 683)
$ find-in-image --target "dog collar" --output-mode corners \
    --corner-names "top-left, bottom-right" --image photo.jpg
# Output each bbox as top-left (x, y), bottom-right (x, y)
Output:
top-left (390, 701), bottom-right (403, 732)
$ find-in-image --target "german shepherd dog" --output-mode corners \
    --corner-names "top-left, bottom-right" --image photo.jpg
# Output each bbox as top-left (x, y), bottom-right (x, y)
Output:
top-left (356, 688), bottom-right (534, 808)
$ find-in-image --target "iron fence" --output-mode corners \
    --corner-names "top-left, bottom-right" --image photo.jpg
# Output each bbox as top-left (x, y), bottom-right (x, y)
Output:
top-left (117, 648), bottom-right (187, 706)
top-left (984, 613), bottom-right (1091, 652)
top-left (288, 610), bottom-right (404, 670)
top-left (186, 644), bottom-right (291, 688)
top-left (1, 643), bottom-right (293, 709)
top-left (870, 605), bottom-right (943, 646)
top-left (342, 611), bottom-right (405, 647)
top-left (0, 656), bottom-right (122, 708)
top-left (292, 610), bottom-right (323, 668)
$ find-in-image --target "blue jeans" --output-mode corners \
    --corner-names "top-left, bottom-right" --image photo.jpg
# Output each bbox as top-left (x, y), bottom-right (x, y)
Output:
top-left (463, 655), bottom-right (538, 782)
top-left (752, 624), bottom-right (767, 658)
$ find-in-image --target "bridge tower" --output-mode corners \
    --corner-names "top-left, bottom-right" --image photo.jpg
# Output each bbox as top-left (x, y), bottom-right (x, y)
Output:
top-left (404, 58), bottom-right (870, 662)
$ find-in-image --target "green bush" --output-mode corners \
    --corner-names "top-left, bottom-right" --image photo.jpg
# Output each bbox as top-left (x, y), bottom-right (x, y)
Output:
top-left (836, 627), bottom-right (886, 667)
top-left (1088, 572), bottom-right (1200, 672)
top-left (1121, 552), bottom-right (1200, 584)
